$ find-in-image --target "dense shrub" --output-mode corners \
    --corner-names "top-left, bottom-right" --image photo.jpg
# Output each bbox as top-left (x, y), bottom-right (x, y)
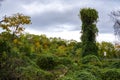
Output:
top-left (82, 55), bottom-right (102, 66)
top-left (58, 57), bottom-right (73, 66)
top-left (59, 70), bottom-right (98, 80)
top-left (36, 54), bottom-right (58, 70)
top-left (102, 59), bottom-right (120, 68)
top-left (76, 71), bottom-right (97, 80)
top-left (0, 57), bottom-right (25, 80)
top-left (18, 66), bottom-right (55, 80)
top-left (102, 69), bottom-right (120, 80)
top-left (0, 39), bottom-right (11, 53)
top-left (109, 61), bottom-right (120, 68)
top-left (53, 65), bottom-right (68, 79)
top-left (80, 64), bottom-right (102, 80)
top-left (59, 76), bottom-right (75, 80)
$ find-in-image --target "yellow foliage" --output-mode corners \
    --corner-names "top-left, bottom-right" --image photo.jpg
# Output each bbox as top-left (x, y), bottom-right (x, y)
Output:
top-left (56, 45), bottom-right (67, 56)
top-left (0, 13), bottom-right (31, 35)
top-left (13, 39), bottom-right (18, 43)
top-left (35, 41), bottom-right (40, 48)
top-left (58, 45), bottom-right (66, 50)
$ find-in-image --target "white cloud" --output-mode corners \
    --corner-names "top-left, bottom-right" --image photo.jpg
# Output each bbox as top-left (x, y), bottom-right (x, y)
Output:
top-left (25, 28), bottom-right (80, 41)
top-left (49, 24), bottom-right (76, 32)
top-left (97, 33), bottom-right (115, 42)
top-left (25, 28), bottom-right (115, 42)
top-left (22, 1), bottom-right (72, 15)
top-left (0, 0), bottom-right (120, 42)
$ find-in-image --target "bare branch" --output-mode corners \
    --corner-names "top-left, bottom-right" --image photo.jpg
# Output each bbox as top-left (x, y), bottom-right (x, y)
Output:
top-left (110, 10), bottom-right (120, 40)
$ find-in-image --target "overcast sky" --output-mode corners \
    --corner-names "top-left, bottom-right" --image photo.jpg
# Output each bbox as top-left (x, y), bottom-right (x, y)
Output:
top-left (0, 0), bottom-right (120, 42)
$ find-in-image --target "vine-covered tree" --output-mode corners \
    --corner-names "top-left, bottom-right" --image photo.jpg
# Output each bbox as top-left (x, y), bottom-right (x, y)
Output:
top-left (79, 8), bottom-right (98, 57)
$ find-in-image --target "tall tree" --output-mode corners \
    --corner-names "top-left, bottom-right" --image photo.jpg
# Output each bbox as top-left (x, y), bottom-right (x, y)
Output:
top-left (79, 8), bottom-right (98, 57)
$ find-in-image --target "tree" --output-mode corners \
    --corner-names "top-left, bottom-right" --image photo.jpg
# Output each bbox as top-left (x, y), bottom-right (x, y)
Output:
top-left (110, 10), bottom-right (120, 40)
top-left (0, 13), bottom-right (31, 37)
top-left (110, 10), bottom-right (120, 54)
top-left (79, 8), bottom-right (98, 57)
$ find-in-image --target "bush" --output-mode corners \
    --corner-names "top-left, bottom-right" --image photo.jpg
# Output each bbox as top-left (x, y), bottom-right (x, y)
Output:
top-left (76, 71), bottom-right (97, 80)
top-left (55, 65), bottom-right (68, 78)
top-left (102, 59), bottom-right (120, 68)
top-left (56, 69), bottom-right (98, 80)
top-left (102, 69), bottom-right (120, 80)
top-left (110, 61), bottom-right (120, 68)
top-left (17, 66), bottom-right (55, 80)
top-left (80, 64), bottom-right (102, 80)
top-left (58, 57), bottom-right (73, 66)
top-left (0, 56), bottom-right (25, 80)
top-left (59, 76), bottom-right (75, 80)
top-left (0, 39), bottom-right (11, 53)
top-left (82, 55), bottom-right (102, 66)
top-left (36, 54), bottom-right (58, 70)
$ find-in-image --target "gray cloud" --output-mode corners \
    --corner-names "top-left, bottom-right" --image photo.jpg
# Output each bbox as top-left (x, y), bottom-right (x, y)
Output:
top-left (31, 8), bottom-right (80, 31)
top-left (0, 0), bottom-right (4, 6)
top-left (0, 0), bottom-right (120, 33)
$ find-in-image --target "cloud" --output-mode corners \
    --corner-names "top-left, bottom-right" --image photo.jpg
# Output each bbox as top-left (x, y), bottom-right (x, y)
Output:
top-left (25, 29), bottom-right (115, 42)
top-left (20, 0), bottom-right (120, 33)
top-left (30, 8), bottom-right (80, 31)
top-left (0, 0), bottom-right (4, 2)
top-left (0, 0), bottom-right (4, 6)
top-left (21, 1), bottom-right (73, 15)
top-left (0, 0), bottom-right (120, 42)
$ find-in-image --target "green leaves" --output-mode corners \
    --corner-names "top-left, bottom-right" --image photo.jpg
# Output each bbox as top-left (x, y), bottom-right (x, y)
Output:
top-left (102, 69), bottom-right (120, 80)
top-left (80, 8), bottom-right (99, 57)
top-left (80, 8), bottom-right (98, 24)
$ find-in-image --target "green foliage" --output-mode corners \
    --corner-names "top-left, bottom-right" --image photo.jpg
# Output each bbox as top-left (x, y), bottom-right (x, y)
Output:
top-left (80, 8), bottom-right (98, 57)
top-left (81, 41), bottom-right (98, 56)
top-left (59, 65), bottom-right (101, 80)
top-left (80, 8), bottom-right (98, 24)
top-left (17, 66), bottom-right (55, 80)
top-left (0, 39), bottom-right (11, 53)
top-left (82, 55), bottom-right (102, 66)
top-left (102, 59), bottom-right (120, 68)
top-left (102, 69), bottom-right (120, 80)
top-left (109, 61), bottom-right (120, 68)
top-left (80, 65), bottom-right (102, 80)
top-left (36, 54), bottom-right (58, 70)
top-left (97, 42), bottom-right (117, 58)
top-left (53, 65), bottom-right (68, 79)
top-left (59, 77), bottom-right (75, 80)
top-left (58, 57), bottom-right (73, 66)
top-left (76, 71), bottom-right (97, 80)
top-left (0, 57), bottom-right (24, 80)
